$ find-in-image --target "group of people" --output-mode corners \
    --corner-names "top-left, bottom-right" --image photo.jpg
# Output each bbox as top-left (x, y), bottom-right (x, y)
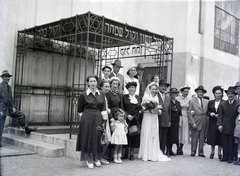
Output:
top-left (1, 60), bottom-right (239, 170)
top-left (75, 59), bottom-right (240, 169)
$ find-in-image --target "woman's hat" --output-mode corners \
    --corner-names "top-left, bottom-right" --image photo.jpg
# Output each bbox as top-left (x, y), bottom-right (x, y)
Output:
top-left (125, 82), bottom-right (137, 89)
top-left (111, 60), bottom-right (123, 68)
top-left (126, 65), bottom-right (136, 75)
top-left (212, 85), bottom-right (224, 94)
top-left (110, 76), bottom-right (120, 83)
top-left (102, 65), bottom-right (112, 72)
top-left (169, 88), bottom-right (179, 94)
top-left (234, 82), bottom-right (240, 89)
top-left (0, 70), bottom-right (12, 77)
top-left (179, 85), bottom-right (191, 92)
top-left (194, 85), bottom-right (207, 93)
top-left (225, 86), bottom-right (237, 94)
top-left (159, 79), bottom-right (170, 87)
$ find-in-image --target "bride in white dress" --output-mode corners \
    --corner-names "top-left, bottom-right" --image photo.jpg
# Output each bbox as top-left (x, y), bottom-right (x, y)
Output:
top-left (138, 82), bottom-right (171, 162)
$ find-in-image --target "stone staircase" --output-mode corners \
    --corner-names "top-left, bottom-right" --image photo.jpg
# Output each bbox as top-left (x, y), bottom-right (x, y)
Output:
top-left (2, 126), bottom-right (80, 159)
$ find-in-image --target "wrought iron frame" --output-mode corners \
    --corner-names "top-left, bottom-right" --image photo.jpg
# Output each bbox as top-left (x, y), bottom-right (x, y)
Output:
top-left (15, 12), bottom-right (174, 138)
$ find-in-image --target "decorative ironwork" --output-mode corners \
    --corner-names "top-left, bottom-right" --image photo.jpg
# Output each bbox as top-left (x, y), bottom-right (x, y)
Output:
top-left (15, 12), bottom-right (174, 138)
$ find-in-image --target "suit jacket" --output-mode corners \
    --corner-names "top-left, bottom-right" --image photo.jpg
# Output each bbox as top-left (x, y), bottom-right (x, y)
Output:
top-left (109, 72), bottom-right (124, 93)
top-left (0, 81), bottom-right (15, 116)
top-left (217, 100), bottom-right (238, 135)
top-left (207, 99), bottom-right (223, 130)
top-left (158, 92), bottom-right (171, 128)
top-left (134, 74), bottom-right (145, 97)
top-left (188, 97), bottom-right (209, 131)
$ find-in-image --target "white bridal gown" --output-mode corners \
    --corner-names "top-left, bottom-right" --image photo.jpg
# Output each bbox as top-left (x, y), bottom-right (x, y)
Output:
top-left (138, 93), bottom-right (171, 162)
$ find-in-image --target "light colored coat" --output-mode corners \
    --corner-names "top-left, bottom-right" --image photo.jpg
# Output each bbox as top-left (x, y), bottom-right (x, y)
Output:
top-left (188, 98), bottom-right (209, 131)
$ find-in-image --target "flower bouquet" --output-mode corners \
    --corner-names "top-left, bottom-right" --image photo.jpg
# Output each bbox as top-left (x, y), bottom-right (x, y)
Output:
top-left (142, 100), bottom-right (162, 114)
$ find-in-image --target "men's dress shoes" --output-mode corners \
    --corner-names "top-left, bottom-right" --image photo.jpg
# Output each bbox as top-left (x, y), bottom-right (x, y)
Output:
top-left (199, 154), bottom-right (206, 158)
top-left (220, 158), bottom-right (227, 162)
top-left (190, 154), bottom-right (195, 157)
top-left (121, 154), bottom-right (128, 159)
top-left (170, 152), bottom-right (177, 156)
top-left (25, 127), bottom-right (37, 135)
top-left (233, 158), bottom-right (240, 165)
top-left (218, 154), bottom-right (222, 160)
top-left (129, 155), bottom-right (134, 160)
top-left (227, 160), bottom-right (233, 163)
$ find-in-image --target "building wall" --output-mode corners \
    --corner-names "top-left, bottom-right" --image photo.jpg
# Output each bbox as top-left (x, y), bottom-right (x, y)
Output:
top-left (1, 0), bottom-right (240, 123)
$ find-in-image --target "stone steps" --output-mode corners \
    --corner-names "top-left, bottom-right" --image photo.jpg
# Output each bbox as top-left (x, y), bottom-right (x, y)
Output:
top-left (2, 126), bottom-right (80, 159)
top-left (7, 127), bottom-right (66, 147)
top-left (2, 133), bottom-right (64, 157)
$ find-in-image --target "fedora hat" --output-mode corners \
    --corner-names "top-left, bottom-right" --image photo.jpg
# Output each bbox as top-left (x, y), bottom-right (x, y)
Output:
top-left (179, 85), bottom-right (191, 92)
top-left (169, 87), bottom-right (179, 94)
top-left (225, 86), bottom-right (237, 94)
top-left (234, 82), bottom-right (240, 89)
top-left (212, 85), bottom-right (224, 94)
top-left (111, 60), bottom-right (123, 68)
top-left (159, 79), bottom-right (170, 87)
top-left (102, 65), bottom-right (112, 72)
top-left (136, 63), bottom-right (145, 70)
top-left (194, 85), bottom-right (207, 93)
top-left (125, 82), bottom-right (137, 89)
top-left (0, 70), bottom-right (12, 77)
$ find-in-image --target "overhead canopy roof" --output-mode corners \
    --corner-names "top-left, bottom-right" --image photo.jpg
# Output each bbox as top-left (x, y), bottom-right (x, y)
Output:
top-left (19, 11), bottom-right (173, 53)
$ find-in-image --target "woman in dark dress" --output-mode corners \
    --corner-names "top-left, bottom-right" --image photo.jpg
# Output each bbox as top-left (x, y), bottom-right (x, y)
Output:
top-left (123, 82), bottom-right (142, 160)
top-left (166, 88), bottom-right (182, 156)
top-left (76, 75), bottom-right (108, 169)
top-left (105, 77), bottom-right (123, 159)
top-left (105, 77), bottom-right (123, 120)
top-left (207, 85), bottom-right (223, 159)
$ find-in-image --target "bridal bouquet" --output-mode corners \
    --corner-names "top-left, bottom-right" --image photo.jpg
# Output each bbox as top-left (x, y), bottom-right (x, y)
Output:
top-left (142, 100), bottom-right (162, 113)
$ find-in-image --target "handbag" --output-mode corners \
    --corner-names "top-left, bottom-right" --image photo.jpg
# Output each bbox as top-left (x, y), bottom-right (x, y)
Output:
top-left (128, 122), bottom-right (140, 136)
top-left (100, 129), bottom-right (109, 146)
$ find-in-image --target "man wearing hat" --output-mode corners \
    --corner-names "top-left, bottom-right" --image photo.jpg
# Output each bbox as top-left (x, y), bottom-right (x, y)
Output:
top-left (234, 82), bottom-right (240, 102)
top-left (109, 60), bottom-right (124, 93)
top-left (188, 85), bottom-right (209, 157)
top-left (0, 70), bottom-right (37, 147)
top-left (217, 86), bottom-right (238, 163)
top-left (134, 63), bottom-right (145, 97)
top-left (158, 79), bottom-right (171, 154)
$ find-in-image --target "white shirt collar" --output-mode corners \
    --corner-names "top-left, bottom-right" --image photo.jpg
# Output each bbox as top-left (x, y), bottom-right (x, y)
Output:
top-left (86, 88), bottom-right (100, 96)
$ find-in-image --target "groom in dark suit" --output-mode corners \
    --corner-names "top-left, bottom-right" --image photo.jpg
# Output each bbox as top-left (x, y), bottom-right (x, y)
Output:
top-left (158, 79), bottom-right (171, 154)
top-left (217, 86), bottom-right (238, 163)
top-left (188, 86), bottom-right (209, 157)
top-left (0, 70), bottom-right (37, 147)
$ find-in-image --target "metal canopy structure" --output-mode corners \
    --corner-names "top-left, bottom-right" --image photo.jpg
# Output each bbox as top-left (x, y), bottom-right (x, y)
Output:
top-left (15, 12), bottom-right (174, 137)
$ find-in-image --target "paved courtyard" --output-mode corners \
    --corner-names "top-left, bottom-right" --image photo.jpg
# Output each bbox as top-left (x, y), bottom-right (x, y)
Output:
top-left (1, 142), bottom-right (239, 176)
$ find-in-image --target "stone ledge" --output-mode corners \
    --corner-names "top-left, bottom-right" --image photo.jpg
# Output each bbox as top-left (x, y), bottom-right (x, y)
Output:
top-left (2, 133), bottom-right (64, 157)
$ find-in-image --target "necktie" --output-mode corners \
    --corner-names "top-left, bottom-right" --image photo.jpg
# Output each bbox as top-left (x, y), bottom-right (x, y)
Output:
top-left (200, 98), bottom-right (203, 109)
top-left (138, 75), bottom-right (142, 84)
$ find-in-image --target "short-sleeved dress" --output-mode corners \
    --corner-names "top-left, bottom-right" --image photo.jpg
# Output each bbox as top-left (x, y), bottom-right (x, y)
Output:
top-left (76, 90), bottom-right (106, 160)
top-left (111, 120), bottom-right (128, 145)
top-left (176, 95), bottom-right (190, 144)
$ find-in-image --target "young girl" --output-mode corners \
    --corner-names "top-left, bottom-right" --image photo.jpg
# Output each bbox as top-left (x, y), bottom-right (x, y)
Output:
top-left (110, 109), bottom-right (128, 164)
top-left (234, 104), bottom-right (240, 165)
